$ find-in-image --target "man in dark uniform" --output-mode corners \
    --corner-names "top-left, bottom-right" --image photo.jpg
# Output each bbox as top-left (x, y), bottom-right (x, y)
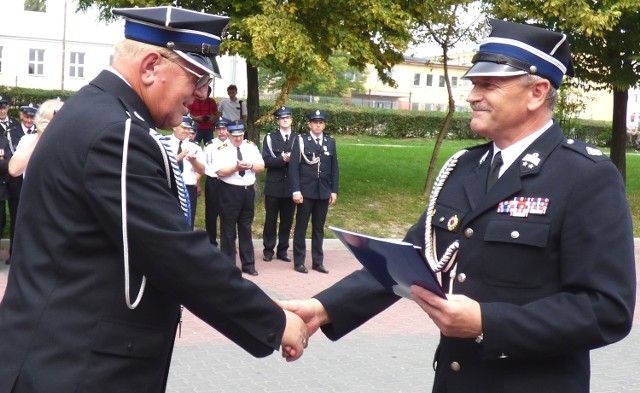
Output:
top-left (213, 120), bottom-right (264, 276)
top-left (4, 103), bottom-right (36, 264)
top-left (0, 7), bottom-right (308, 393)
top-left (261, 106), bottom-right (298, 262)
top-left (288, 110), bottom-right (339, 274)
top-left (0, 96), bottom-right (19, 135)
top-left (281, 20), bottom-right (636, 393)
top-left (0, 128), bottom-right (13, 264)
top-left (0, 95), bottom-right (17, 254)
top-left (203, 116), bottom-right (231, 247)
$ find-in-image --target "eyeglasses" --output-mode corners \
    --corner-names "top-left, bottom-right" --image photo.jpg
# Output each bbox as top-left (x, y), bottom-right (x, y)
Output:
top-left (161, 55), bottom-right (212, 90)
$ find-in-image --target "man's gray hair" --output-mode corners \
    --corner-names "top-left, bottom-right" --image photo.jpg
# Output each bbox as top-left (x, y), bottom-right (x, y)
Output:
top-left (35, 98), bottom-right (63, 125)
top-left (521, 74), bottom-right (558, 112)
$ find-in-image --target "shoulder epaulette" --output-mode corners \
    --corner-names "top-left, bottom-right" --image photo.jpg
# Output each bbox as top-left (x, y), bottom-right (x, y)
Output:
top-left (217, 142), bottom-right (228, 150)
top-left (246, 140), bottom-right (256, 146)
top-left (562, 138), bottom-right (608, 162)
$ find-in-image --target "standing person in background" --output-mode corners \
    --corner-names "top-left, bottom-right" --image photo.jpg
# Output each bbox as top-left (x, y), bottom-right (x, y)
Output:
top-left (169, 115), bottom-right (205, 229)
top-left (213, 120), bottom-right (264, 276)
top-left (261, 106), bottom-right (298, 263)
top-left (9, 98), bottom-right (64, 178)
top-left (280, 19), bottom-right (636, 393)
top-left (288, 110), bottom-right (339, 274)
top-left (0, 96), bottom-right (19, 135)
top-left (626, 112), bottom-right (639, 148)
top-left (0, 129), bottom-right (12, 264)
top-left (0, 7), bottom-right (308, 392)
top-left (4, 103), bottom-right (37, 265)
top-left (187, 85), bottom-right (219, 146)
top-left (218, 84), bottom-right (247, 123)
top-left (203, 116), bottom-right (231, 247)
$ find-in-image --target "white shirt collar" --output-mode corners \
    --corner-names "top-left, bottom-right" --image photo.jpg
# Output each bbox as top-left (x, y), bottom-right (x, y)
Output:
top-left (491, 120), bottom-right (553, 177)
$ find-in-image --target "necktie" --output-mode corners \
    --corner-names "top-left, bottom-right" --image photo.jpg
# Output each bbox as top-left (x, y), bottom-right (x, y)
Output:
top-left (177, 141), bottom-right (184, 172)
top-left (237, 146), bottom-right (245, 177)
top-left (486, 151), bottom-right (503, 191)
top-left (316, 137), bottom-right (321, 146)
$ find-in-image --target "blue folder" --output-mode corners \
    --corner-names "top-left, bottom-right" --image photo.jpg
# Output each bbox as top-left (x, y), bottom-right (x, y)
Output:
top-left (330, 226), bottom-right (446, 299)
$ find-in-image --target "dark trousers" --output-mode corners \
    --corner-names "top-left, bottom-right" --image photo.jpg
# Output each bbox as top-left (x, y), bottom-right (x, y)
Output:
top-left (293, 197), bottom-right (329, 267)
top-left (194, 128), bottom-right (213, 146)
top-left (186, 184), bottom-right (197, 230)
top-left (262, 195), bottom-right (295, 258)
top-left (204, 176), bottom-right (220, 246)
top-left (218, 182), bottom-right (256, 268)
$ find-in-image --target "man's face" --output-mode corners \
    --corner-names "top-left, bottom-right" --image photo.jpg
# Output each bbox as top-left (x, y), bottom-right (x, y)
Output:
top-left (466, 76), bottom-right (535, 142)
top-left (229, 133), bottom-right (244, 147)
top-left (227, 88), bottom-right (237, 100)
top-left (147, 53), bottom-right (209, 130)
top-left (20, 112), bottom-right (35, 128)
top-left (216, 126), bottom-right (228, 141)
top-left (173, 125), bottom-right (191, 140)
top-left (308, 119), bottom-right (326, 136)
top-left (0, 105), bottom-right (8, 120)
top-left (277, 115), bottom-right (292, 130)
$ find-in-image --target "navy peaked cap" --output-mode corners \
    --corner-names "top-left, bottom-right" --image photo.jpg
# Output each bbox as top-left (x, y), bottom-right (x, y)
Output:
top-left (227, 120), bottom-right (245, 135)
top-left (463, 19), bottom-right (574, 88)
top-left (274, 106), bottom-right (293, 118)
top-left (20, 103), bottom-right (37, 115)
top-left (0, 96), bottom-right (9, 105)
top-left (214, 116), bottom-right (232, 128)
top-left (112, 6), bottom-right (230, 78)
top-left (306, 110), bottom-right (327, 121)
top-left (180, 115), bottom-right (194, 128)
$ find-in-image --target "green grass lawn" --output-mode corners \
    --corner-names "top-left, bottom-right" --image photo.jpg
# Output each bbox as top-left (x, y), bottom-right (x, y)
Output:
top-left (192, 136), bottom-right (640, 239)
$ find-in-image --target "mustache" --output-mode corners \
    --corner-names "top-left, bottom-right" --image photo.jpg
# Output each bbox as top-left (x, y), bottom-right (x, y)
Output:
top-left (470, 103), bottom-right (491, 111)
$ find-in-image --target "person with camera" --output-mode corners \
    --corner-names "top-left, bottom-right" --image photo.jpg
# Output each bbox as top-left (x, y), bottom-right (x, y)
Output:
top-left (187, 85), bottom-right (219, 146)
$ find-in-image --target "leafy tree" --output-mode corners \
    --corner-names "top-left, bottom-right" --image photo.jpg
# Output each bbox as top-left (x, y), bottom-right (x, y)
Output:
top-left (259, 53), bottom-right (368, 96)
top-left (485, 0), bottom-right (640, 182)
top-left (78, 0), bottom-right (419, 142)
top-left (410, 0), bottom-right (484, 196)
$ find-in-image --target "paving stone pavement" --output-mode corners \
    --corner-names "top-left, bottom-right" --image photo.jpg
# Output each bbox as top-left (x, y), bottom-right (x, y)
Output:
top-left (1, 240), bottom-right (639, 392)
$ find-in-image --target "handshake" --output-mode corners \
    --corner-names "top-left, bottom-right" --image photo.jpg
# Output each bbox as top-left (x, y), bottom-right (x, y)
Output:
top-left (276, 298), bottom-right (329, 362)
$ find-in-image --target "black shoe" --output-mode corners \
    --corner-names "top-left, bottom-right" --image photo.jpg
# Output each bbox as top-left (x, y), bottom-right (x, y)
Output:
top-left (277, 254), bottom-right (292, 262)
top-left (312, 265), bottom-right (329, 274)
top-left (294, 265), bottom-right (308, 274)
top-left (242, 267), bottom-right (259, 276)
top-left (262, 255), bottom-right (273, 262)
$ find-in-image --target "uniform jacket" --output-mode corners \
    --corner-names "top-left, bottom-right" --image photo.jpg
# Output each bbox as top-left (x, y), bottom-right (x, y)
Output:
top-left (288, 132), bottom-right (339, 200)
top-left (0, 70), bottom-right (286, 393)
top-left (0, 134), bottom-right (12, 201)
top-left (262, 130), bottom-right (298, 198)
top-left (0, 116), bottom-right (19, 137)
top-left (314, 123), bottom-right (635, 393)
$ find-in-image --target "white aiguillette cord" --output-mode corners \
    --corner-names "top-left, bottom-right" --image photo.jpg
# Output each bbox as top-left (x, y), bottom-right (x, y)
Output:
top-left (424, 149), bottom-right (467, 295)
top-left (120, 112), bottom-right (191, 310)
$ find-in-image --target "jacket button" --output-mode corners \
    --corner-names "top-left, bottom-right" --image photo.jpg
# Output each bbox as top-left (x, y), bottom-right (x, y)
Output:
top-left (267, 333), bottom-right (276, 343)
top-left (457, 273), bottom-right (466, 283)
top-left (439, 217), bottom-right (445, 223)
top-left (510, 230), bottom-right (520, 239)
top-left (464, 228), bottom-right (474, 238)
top-left (127, 343), bottom-right (134, 352)
top-left (450, 361), bottom-right (461, 372)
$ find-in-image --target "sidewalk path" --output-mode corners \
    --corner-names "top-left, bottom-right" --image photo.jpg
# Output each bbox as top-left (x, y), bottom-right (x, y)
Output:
top-left (1, 240), bottom-right (639, 392)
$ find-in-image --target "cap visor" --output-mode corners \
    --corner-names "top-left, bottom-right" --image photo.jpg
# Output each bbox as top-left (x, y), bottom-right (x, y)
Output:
top-left (175, 51), bottom-right (221, 79)
top-left (462, 62), bottom-right (528, 79)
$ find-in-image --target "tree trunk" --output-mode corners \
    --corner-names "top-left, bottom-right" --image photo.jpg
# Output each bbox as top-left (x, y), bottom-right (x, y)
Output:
top-left (610, 88), bottom-right (628, 184)
top-left (246, 61), bottom-right (260, 144)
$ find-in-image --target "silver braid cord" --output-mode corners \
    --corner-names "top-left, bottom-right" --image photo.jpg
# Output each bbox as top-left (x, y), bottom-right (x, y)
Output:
top-left (424, 150), bottom-right (467, 283)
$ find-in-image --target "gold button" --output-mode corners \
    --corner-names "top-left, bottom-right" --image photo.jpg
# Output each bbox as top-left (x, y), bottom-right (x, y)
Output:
top-left (510, 231), bottom-right (520, 239)
top-left (450, 361), bottom-right (461, 372)
top-left (457, 273), bottom-right (466, 283)
top-left (464, 228), bottom-right (474, 238)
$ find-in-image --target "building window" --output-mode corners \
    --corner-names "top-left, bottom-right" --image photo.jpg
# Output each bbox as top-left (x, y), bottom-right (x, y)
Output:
top-left (439, 75), bottom-right (446, 88)
top-left (451, 76), bottom-right (458, 88)
top-left (70, 52), bottom-right (85, 78)
top-left (413, 73), bottom-right (421, 86)
top-left (24, 0), bottom-right (46, 12)
top-left (28, 49), bottom-right (44, 76)
top-left (426, 74), bottom-right (433, 87)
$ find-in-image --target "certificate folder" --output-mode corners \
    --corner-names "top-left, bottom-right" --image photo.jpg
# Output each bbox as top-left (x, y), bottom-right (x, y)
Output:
top-left (329, 226), bottom-right (446, 299)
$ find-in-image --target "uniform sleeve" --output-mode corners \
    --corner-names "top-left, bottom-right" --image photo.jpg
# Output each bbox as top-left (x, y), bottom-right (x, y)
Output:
top-left (83, 122), bottom-right (285, 357)
top-left (288, 136), bottom-right (302, 194)
top-left (480, 159), bottom-right (636, 360)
